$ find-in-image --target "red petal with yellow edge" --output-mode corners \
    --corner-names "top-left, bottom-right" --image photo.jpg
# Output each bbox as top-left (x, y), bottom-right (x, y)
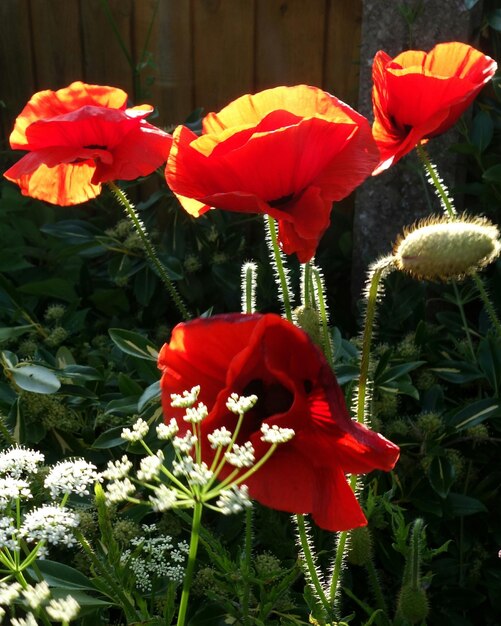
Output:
top-left (10, 82), bottom-right (128, 148)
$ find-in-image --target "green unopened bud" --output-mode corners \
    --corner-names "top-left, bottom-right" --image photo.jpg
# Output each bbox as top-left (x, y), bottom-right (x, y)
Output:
top-left (393, 215), bottom-right (500, 281)
top-left (347, 526), bottom-right (373, 566)
top-left (397, 585), bottom-right (429, 623)
top-left (293, 306), bottom-right (321, 346)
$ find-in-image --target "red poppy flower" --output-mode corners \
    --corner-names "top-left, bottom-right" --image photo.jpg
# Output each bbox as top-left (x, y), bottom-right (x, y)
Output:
top-left (4, 81), bottom-right (172, 205)
top-left (158, 313), bottom-right (399, 531)
top-left (165, 85), bottom-right (379, 263)
top-left (372, 42), bottom-right (497, 174)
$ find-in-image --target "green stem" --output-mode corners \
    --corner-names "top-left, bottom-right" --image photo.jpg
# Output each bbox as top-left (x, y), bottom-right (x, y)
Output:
top-left (177, 502), bottom-right (203, 626)
top-left (452, 281), bottom-right (475, 360)
top-left (365, 558), bottom-right (388, 614)
top-left (356, 257), bottom-right (393, 424)
top-left (108, 182), bottom-right (190, 321)
top-left (265, 216), bottom-right (293, 321)
top-left (241, 507), bottom-right (253, 626)
top-left (295, 514), bottom-right (332, 619)
top-left (472, 273), bottom-right (501, 337)
top-left (416, 143), bottom-right (456, 219)
top-left (311, 266), bottom-right (334, 368)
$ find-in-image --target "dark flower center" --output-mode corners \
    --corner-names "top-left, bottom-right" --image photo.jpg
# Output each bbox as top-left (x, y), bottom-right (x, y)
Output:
top-left (83, 144), bottom-right (108, 150)
top-left (243, 378), bottom-right (294, 420)
top-left (269, 193), bottom-right (294, 208)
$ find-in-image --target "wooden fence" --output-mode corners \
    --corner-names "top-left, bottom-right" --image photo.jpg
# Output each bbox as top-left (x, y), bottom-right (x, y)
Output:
top-left (0, 0), bottom-right (362, 139)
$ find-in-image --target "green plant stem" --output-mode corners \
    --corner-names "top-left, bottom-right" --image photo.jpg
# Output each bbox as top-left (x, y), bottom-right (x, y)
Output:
top-left (472, 273), bottom-right (501, 336)
top-left (265, 216), bottom-right (293, 321)
top-left (295, 514), bottom-right (332, 619)
top-left (452, 281), bottom-right (476, 360)
top-left (312, 266), bottom-right (334, 368)
top-left (416, 143), bottom-right (456, 219)
top-left (241, 507), bottom-right (253, 626)
top-left (177, 502), bottom-right (203, 626)
top-left (108, 182), bottom-right (190, 321)
top-left (365, 558), bottom-right (388, 614)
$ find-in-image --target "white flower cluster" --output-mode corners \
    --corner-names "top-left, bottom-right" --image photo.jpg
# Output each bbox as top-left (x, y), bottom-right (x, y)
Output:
top-left (44, 458), bottom-right (100, 498)
top-left (137, 451), bottom-right (164, 481)
top-left (0, 478), bottom-right (32, 509)
top-left (121, 525), bottom-right (189, 591)
top-left (149, 484), bottom-right (178, 512)
top-left (0, 516), bottom-right (17, 551)
top-left (225, 442), bottom-right (255, 468)
top-left (226, 393), bottom-right (258, 415)
top-left (216, 485), bottom-right (252, 515)
top-left (121, 418), bottom-right (149, 442)
top-left (183, 402), bottom-right (208, 424)
top-left (104, 477), bottom-right (135, 504)
top-left (0, 446), bottom-right (44, 478)
top-left (156, 418), bottom-right (179, 440)
top-left (101, 455), bottom-right (132, 481)
top-left (207, 426), bottom-right (233, 448)
top-left (20, 505), bottom-right (80, 548)
top-left (172, 457), bottom-right (214, 486)
top-left (260, 423), bottom-right (295, 444)
top-left (22, 581), bottom-right (50, 610)
top-left (170, 385), bottom-right (200, 408)
top-left (46, 595), bottom-right (80, 622)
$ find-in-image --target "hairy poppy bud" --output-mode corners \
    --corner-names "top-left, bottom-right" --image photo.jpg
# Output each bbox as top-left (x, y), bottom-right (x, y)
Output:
top-left (393, 215), bottom-right (500, 281)
top-left (293, 306), bottom-right (321, 346)
top-left (397, 585), bottom-right (429, 623)
top-left (347, 526), bottom-right (373, 566)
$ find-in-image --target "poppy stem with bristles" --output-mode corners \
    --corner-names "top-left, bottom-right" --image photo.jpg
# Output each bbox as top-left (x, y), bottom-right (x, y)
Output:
top-left (107, 182), bottom-right (191, 321)
top-left (264, 216), bottom-right (294, 321)
top-left (416, 142), bottom-right (456, 219)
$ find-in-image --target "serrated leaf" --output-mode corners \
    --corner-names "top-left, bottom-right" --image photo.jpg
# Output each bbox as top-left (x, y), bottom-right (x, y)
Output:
top-left (109, 328), bottom-right (159, 361)
top-left (10, 364), bottom-right (61, 394)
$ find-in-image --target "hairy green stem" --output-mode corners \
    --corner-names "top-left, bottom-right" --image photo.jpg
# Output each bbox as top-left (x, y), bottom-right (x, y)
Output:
top-left (265, 216), bottom-right (293, 321)
top-left (177, 502), bottom-right (203, 626)
top-left (472, 273), bottom-right (501, 337)
top-left (365, 558), bottom-right (388, 614)
top-left (311, 266), bottom-right (334, 368)
top-left (416, 143), bottom-right (456, 219)
top-left (108, 182), bottom-right (190, 321)
top-left (452, 281), bottom-right (476, 360)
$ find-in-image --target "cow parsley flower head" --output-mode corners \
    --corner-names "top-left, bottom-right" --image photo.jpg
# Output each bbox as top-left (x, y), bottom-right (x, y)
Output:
top-left (44, 458), bottom-right (100, 498)
top-left (137, 451), bottom-right (164, 482)
top-left (149, 484), bottom-right (178, 512)
top-left (11, 614), bottom-right (38, 626)
top-left (170, 385), bottom-right (200, 408)
top-left (0, 580), bottom-right (22, 605)
top-left (46, 595), bottom-right (80, 622)
top-left (121, 418), bottom-right (149, 442)
top-left (260, 423), bottom-right (295, 444)
top-left (104, 477), bottom-right (135, 504)
top-left (22, 580), bottom-right (51, 610)
top-left (156, 417), bottom-right (179, 440)
top-left (207, 426), bottom-right (233, 449)
top-left (0, 446), bottom-right (44, 478)
top-left (225, 442), bottom-right (255, 468)
top-left (0, 515), bottom-right (17, 551)
top-left (183, 402), bottom-right (208, 424)
top-left (172, 432), bottom-right (197, 454)
top-left (101, 455), bottom-right (132, 481)
top-left (226, 393), bottom-right (258, 415)
top-left (20, 505), bottom-right (80, 548)
top-left (216, 485), bottom-right (252, 515)
top-left (0, 477), bottom-right (32, 508)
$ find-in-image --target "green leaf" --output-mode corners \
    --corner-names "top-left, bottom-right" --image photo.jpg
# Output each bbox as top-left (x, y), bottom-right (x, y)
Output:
top-left (431, 361), bottom-right (483, 384)
top-left (470, 110), bottom-right (493, 153)
top-left (334, 364), bottom-right (359, 385)
top-left (447, 398), bottom-right (500, 431)
top-left (428, 455), bottom-right (455, 498)
top-left (138, 380), bottom-right (161, 412)
top-left (19, 278), bottom-right (77, 303)
top-left (34, 560), bottom-right (97, 590)
top-left (376, 361), bottom-right (425, 384)
top-left (92, 426), bottom-right (127, 449)
top-left (0, 325), bottom-right (34, 342)
top-left (10, 364), bottom-right (61, 394)
top-left (445, 493), bottom-right (487, 516)
top-left (483, 163), bottom-right (501, 185)
top-left (109, 328), bottom-right (159, 361)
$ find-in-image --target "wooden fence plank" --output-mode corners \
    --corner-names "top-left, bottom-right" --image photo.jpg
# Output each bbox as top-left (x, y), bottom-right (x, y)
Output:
top-left (132, 0), bottom-right (161, 104)
top-left (324, 0), bottom-right (362, 106)
top-left (28, 0), bottom-right (83, 91)
top-left (192, 0), bottom-right (255, 114)
top-left (152, 1), bottom-right (193, 127)
top-left (0, 0), bottom-right (36, 140)
top-left (80, 0), bottom-right (134, 96)
top-left (255, 0), bottom-right (326, 90)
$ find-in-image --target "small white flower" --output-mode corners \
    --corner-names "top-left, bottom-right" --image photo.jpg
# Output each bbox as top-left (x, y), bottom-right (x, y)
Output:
top-left (44, 459), bottom-right (100, 499)
top-left (101, 455), bottom-right (132, 481)
top-left (149, 484), bottom-right (178, 512)
top-left (20, 505), bottom-right (80, 548)
top-left (216, 485), bottom-right (252, 515)
top-left (0, 477), bottom-right (32, 508)
top-left (11, 614), bottom-right (38, 626)
top-left (0, 446), bottom-right (44, 478)
top-left (188, 461), bottom-right (213, 486)
top-left (104, 477), bottom-right (135, 504)
top-left (226, 393), bottom-right (258, 415)
top-left (224, 442), bottom-right (255, 468)
top-left (0, 580), bottom-right (22, 605)
top-left (260, 423), bottom-right (295, 444)
top-left (22, 580), bottom-right (50, 610)
top-left (137, 451), bottom-right (164, 482)
top-left (121, 418), bottom-right (149, 442)
top-left (170, 385), bottom-right (200, 408)
top-left (207, 426), bottom-right (233, 449)
top-left (183, 402), bottom-right (208, 424)
top-left (156, 418), bottom-right (179, 440)
top-left (46, 595), bottom-right (80, 622)
top-left (0, 515), bottom-right (17, 551)
top-left (172, 432), bottom-right (197, 454)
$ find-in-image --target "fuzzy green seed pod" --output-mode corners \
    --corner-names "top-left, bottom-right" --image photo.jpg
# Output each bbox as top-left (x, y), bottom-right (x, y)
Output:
top-left (293, 305), bottom-right (322, 346)
top-left (347, 526), bottom-right (373, 566)
top-left (393, 215), bottom-right (500, 281)
top-left (397, 585), bottom-right (429, 623)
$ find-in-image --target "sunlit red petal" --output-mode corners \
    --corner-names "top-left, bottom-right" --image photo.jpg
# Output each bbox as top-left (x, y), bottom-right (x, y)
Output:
top-left (10, 82), bottom-right (128, 148)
